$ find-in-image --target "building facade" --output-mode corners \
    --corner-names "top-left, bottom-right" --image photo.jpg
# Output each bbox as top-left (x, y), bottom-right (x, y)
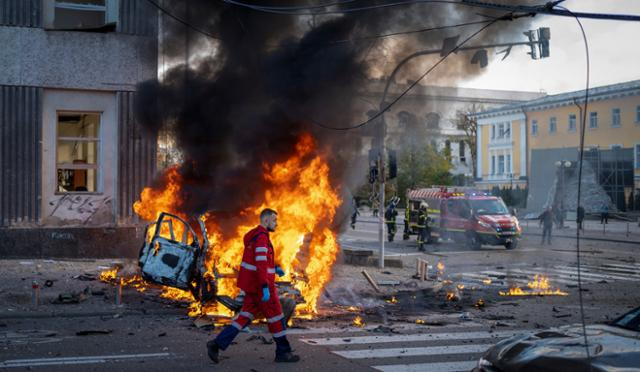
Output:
top-left (475, 80), bottom-right (640, 212)
top-left (0, 0), bottom-right (158, 257)
top-left (361, 81), bottom-right (544, 181)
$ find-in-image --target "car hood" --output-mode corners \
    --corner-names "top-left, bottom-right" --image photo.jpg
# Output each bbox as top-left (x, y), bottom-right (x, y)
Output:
top-left (478, 214), bottom-right (515, 227)
top-left (483, 324), bottom-right (640, 371)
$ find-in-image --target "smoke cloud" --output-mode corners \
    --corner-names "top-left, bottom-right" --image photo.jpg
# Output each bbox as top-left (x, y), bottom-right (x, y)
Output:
top-left (136, 0), bottom-right (536, 221)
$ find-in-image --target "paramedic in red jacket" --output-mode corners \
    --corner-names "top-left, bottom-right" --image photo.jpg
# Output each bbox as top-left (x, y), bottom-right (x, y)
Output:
top-left (207, 208), bottom-right (300, 363)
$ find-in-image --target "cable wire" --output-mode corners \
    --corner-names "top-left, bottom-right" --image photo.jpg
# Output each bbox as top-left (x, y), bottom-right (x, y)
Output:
top-left (308, 17), bottom-right (501, 130)
top-left (556, 4), bottom-right (592, 367)
top-left (222, 0), bottom-right (465, 15)
top-left (146, 0), bottom-right (222, 39)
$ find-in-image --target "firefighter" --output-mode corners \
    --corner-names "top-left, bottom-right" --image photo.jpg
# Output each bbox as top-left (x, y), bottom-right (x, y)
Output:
top-left (385, 200), bottom-right (398, 242)
top-left (403, 204), bottom-right (411, 240)
top-left (416, 202), bottom-right (430, 251)
top-left (207, 209), bottom-right (300, 364)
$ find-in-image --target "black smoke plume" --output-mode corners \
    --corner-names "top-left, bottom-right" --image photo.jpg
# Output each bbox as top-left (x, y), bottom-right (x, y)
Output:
top-left (136, 1), bottom-right (536, 224)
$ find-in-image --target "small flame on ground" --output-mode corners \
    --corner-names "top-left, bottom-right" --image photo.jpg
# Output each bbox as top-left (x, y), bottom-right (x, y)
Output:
top-left (446, 291), bottom-right (458, 301)
top-left (353, 316), bottom-right (365, 327)
top-left (386, 296), bottom-right (398, 304)
top-left (415, 319), bottom-right (426, 324)
top-left (456, 284), bottom-right (465, 290)
top-left (499, 274), bottom-right (568, 296)
top-left (475, 298), bottom-right (485, 309)
top-left (99, 268), bottom-right (118, 282)
top-left (345, 306), bottom-right (361, 312)
top-left (482, 278), bottom-right (492, 285)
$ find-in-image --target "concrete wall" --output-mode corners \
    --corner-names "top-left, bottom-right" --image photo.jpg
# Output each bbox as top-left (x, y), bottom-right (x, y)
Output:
top-left (0, 27), bottom-right (156, 91)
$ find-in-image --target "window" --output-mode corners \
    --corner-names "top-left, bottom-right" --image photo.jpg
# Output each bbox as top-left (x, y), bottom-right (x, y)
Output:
top-left (498, 123), bottom-right (505, 139)
top-left (459, 141), bottom-right (466, 163)
top-left (56, 112), bottom-right (100, 192)
top-left (612, 108), bottom-right (621, 127)
top-left (549, 117), bottom-right (557, 133)
top-left (636, 106), bottom-right (640, 123)
top-left (504, 122), bottom-right (511, 139)
top-left (610, 144), bottom-right (622, 150)
top-left (531, 120), bottom-right (538, 136)
top-left (498, 155), bottom-right (505, 175)
top-left (491, 125), bottom-right (495, 139)
top-left (636, 144), bottom-right (640, 169)
top-left (491, 156), bottom-right (496, 175)
top-left (44, 0), bottom-right (119, 30)
top-left (506, 154), bottom-right (511, 174)
top-left (589, 112), bottom-right (598, 129)
top-left (568, 114), bottom-right (577, 132)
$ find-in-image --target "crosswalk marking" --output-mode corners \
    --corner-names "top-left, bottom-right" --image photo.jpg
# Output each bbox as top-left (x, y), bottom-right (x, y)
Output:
top-left (301, 330), bottom-right (522, 346)
top-left (373, 361), bottom-right (477, 372)
top-left (554, 266), bottom-right (640, 281)
top-left (576, 264), bottom-right (640, 277)
top-left (332, 344), bottom-right (493, 359)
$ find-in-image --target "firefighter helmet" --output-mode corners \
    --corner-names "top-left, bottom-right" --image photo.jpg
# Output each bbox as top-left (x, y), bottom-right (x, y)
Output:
top-left (420, 202), bottom-right (429, 210)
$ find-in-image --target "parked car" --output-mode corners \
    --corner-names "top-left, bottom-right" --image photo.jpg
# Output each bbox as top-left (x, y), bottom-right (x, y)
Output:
top-left (475, 306), bottom-right (640, 371)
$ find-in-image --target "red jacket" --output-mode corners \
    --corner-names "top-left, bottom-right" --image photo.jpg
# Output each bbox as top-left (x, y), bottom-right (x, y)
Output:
top-left (237, 225), bottom-right (276, 293)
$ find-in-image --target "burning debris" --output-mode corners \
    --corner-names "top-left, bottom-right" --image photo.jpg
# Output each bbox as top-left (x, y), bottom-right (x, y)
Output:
top-left (499, 274), bottom-right (568, 296)
top-left (386, 296), bottom-right (398, 304)
top-left (475, 298), bottom-right (486, 309)
top-left (353, 316), bottom-right (365, 328)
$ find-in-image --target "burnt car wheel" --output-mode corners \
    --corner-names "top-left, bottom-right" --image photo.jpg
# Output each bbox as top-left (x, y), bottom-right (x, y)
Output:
top-left (505, 240), bottom-right (518, 250)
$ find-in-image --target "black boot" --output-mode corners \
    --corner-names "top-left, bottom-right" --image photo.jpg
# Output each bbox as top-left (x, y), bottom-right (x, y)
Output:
top-left (275, 352), bottom-right (301, 363)
top-left (206, 340), bottom-right (219, 363)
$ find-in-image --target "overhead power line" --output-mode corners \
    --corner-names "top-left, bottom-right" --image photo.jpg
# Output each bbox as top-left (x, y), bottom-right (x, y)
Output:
top-left (223, 0), bottom-right (640, 21)
top-left (308, 17), bottom-right (502, 131)
top-left (146, 0), bottom-right (222, 39)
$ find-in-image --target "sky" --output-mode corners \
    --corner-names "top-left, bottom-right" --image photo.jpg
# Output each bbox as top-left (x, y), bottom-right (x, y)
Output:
top-left (459, 0), bottom-right (640, 94)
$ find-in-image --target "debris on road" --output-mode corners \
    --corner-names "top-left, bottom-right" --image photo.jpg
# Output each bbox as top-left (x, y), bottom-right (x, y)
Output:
top-left (52, 287), bottom-right (91, 304)
top-left (73, 273), bottom-right (97, 281)
top-left (75, 329), bottom-right (112, 336)
top-left (246, 334), bottom-right (273, 344)
top-left (361, 270), bottom-right (381, 293)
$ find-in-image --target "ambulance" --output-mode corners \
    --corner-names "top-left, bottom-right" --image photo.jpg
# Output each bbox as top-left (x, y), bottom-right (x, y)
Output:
top-left (405, 187), bottom-right (521, 249)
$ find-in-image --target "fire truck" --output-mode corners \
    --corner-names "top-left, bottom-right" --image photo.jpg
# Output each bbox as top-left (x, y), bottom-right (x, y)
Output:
top-left (405, 187), bottom-right (521, 250)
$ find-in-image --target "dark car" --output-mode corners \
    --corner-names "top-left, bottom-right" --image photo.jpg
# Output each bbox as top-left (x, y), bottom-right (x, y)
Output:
top-left (475, 306), bottom-right (640, 371)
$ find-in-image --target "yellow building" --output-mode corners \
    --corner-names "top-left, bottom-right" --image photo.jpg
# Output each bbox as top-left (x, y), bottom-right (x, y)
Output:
top-left (475, 80), bottom-right (640, 212)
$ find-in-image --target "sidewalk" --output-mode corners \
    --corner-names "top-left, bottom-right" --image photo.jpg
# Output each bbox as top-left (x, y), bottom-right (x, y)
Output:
top-left (520, 219), bottom-right (640, 244)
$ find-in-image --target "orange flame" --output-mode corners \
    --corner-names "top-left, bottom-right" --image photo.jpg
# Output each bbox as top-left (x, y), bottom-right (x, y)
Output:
top-left (499, 274), bottom-right (568, 296)
top-left (353, 316), bottom-right (365, 327)
top-left (131, 133), bottom-right (341, 315)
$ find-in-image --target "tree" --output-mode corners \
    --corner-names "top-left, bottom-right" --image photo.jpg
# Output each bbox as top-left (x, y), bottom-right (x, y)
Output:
top-left (453, 103), bottom-right (484, 178)
top-left (396, 143), bottom-right (452, 204)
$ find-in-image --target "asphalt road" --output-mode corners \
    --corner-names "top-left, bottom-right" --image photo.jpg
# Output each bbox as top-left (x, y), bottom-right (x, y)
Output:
top-left (1, 214), bottom-right (638, 371)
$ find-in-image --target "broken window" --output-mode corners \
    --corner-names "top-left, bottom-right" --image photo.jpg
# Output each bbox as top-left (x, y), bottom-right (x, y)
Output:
top-left (43, 0), bottom-right (119, 30)
top-left (56, 112), bottom-right (100, 193)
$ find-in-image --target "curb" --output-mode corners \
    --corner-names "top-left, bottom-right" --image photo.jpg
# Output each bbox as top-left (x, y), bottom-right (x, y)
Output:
top-left (0, 307), bottom-right (186, 320)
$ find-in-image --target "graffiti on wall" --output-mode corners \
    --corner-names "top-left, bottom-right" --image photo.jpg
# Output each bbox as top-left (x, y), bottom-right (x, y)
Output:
top-left (46, 194), bottom-right (114, 226)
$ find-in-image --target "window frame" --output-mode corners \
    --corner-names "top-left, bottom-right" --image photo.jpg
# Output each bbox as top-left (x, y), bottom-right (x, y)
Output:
top-left (611, 108), bottom-right (621, 128)
top-left (635, 143), bottom-right (640, 169)
top-left (43, 0), bottom-right (119, 30)
top-left (589, 111), bottom-right (598, 129)
top-left (498, 155), bottom-right (505, 175)
top-left (549, 117), bottom-right (557, 133)
top-left (636, 105), bottom-right (640, 124)
top-left (55, 111), bottom-right (102, 194)
top-left (531, 120), bottom-right (538, 136)
top-left (568, 114), bottom-right (577, 132)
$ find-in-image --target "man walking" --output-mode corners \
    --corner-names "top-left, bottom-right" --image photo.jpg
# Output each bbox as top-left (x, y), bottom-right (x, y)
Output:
top-left (576, 205), bottom-right (585, 230)
top-left (600, 204), bottom-right (609, 224)
top-left (539, 206), bottom-right (553, 245)
top-left (207, 208), bottom-right (300, 363)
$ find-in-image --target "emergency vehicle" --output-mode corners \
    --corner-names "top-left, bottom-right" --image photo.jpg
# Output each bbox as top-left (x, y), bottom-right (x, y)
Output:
top-left (405, 187), bottom-right (521, 250)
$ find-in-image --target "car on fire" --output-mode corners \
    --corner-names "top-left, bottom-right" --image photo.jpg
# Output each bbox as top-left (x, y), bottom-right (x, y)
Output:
top-left (138, 212), bottom-right (301, 321)
top-left (474, 306), bottom-right (640, 371)
top-left (406, 187), bottom-right (521, 250)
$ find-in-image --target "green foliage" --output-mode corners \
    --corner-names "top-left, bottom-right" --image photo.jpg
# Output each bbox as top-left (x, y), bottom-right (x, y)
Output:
top-left (396, 143), bottom-right (452, 204)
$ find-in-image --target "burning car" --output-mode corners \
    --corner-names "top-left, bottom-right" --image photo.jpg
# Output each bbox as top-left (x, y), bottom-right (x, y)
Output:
top-left (474, 306), bottom-right (640, 371)
top-left (138, 212), bottom-right (301, 321)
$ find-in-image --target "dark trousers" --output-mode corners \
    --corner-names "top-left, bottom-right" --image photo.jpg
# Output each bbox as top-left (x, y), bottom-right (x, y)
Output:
top-left (541, 226), bottom-right (552, 244)
top-left (417, 227), bottom-right (429, 251)
top-left (577, 220), bottom-right (583, 230)
top-left (600, 213), bottom-right (608, 224)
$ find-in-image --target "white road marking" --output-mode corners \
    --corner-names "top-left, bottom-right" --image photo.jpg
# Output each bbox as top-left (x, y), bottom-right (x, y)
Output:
top-left (0, 353), bottom-right (171, 368)
top-left (301, 330), bottom-right (524, 346)
top-left (332, 344), bottom-right (493, 359)
top-left (373, 360), bottom-right (477, 372)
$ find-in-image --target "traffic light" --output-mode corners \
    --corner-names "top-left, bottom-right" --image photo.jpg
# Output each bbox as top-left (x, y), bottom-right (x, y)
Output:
top-left (523, 30), bottom-right (538, 60)
top-left (388, 149), bottom-right (397, 180)
top-left (538, 27), bottom-right (550, 58)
